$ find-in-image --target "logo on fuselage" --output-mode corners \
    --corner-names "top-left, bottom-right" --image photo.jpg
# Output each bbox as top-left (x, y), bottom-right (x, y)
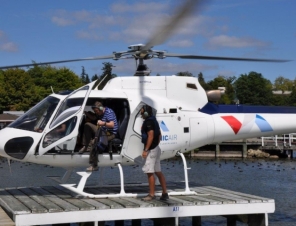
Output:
top-left (159, 121), bottom-right (177, 144)
top-left (221, 114), bottom-right (273, 134)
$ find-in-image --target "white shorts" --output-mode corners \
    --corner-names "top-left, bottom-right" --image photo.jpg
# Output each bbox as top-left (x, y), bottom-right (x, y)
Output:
top-left (142, 146), bottom-right (161, 173)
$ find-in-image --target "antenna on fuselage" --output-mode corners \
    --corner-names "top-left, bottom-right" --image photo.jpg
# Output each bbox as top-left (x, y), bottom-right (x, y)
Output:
top-left (7, 158), bottom-right (12, 175)
top-left (93, 74), bottom-right (109, 90)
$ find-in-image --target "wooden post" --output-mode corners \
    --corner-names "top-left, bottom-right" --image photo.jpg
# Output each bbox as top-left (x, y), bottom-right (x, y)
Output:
top-left (153, 217), bottom-right (175, 226)
top-left (115, 220), bottom-right (124, 226)
top-left (227, 217), bottom-right (236, 226)
top-left (132, 219), bottom-right (141, 226)
top-left (242, 139), bottom-right (247, 158)
top-left (248, 214), bottom-right (265, 226)
top-left (215, 144), bottom-right (220, 158)
top-left (225, 214), bottom-right (265, 226)
top-left (192, 216), bottom-right (201, 226)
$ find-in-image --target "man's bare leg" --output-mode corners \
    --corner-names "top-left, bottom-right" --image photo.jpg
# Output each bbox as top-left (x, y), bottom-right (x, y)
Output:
top-left (147, 173), bottom-right (155, 196)
top-left (155, 172), bottom-right (167, 194)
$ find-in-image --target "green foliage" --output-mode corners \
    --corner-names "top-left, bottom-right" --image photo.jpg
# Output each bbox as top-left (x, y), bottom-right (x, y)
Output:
top-left (288, 86), bottom-right (296, 106)
top-left (206, 75), bottom-right (236, 104)
top-left (0, 62), bottom-right (295, 112)
top-left (176, 71), bottom-right (193, 77)
top-left (270, 76), bottom-right (294, 106)
top-left (81, 66), bottom-right (90, 84)
top-left (95, 62), bottom-right (117, 90)
top-left (198, 72), bottom-right (211, 90)
top-left (273, 76), bottom-right (293, 92)
top-left (0, 68), bottom-right (38, 111)
top-left (27, 65), bottom-right (83, 95)
top-left (0, 66), bottom-right (83, 111)
top-left (234, 71), bottom-right (273, 105)
top-left (91, 74), bottom-right (99, 81)
top-left (272, 95), bottom-right (289, 106)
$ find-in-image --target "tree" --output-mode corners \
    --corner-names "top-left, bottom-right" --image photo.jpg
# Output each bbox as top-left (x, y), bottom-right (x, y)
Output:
top-left (91, 74), bottom-right (99, 81)
top-left (95, 62), bottom-right (117, 90)
top-left (288, 87), bottom-right (296, 106)
top-left (0, 69), bottom-right (38, 111)
top-left (207, 75), bottom-right (236, 104)
top-left (0, 66), bottom-right (83, 111)
top-left (197, 72), bottom-right (209, 90)
top-left (270, 76), bottom-right (293, 106)
top-left (28, 65), bottom-right (83, 95)
top-left (176, 71), bottom-right (193, 77)
top-left (81, 66), bottom-right (90, 84)
top-left (273, 76), bottom-right (293, 92)
top-left (234, 71), bottom-right (273, 105)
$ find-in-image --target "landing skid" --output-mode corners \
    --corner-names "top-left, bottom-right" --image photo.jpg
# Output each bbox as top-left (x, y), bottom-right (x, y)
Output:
top-left (61, 152), bottom-right (205, 198)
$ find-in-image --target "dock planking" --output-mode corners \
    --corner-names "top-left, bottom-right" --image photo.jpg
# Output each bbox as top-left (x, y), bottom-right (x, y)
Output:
top-left (0, 182), bottom-right (275, 226)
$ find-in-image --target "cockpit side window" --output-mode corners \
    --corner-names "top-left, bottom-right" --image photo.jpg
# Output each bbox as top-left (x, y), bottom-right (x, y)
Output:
top-left (43, 116), bottom-right (77, 148)
top-left (8, 96), bottom-right (60, 132)
top-left (50, 85), bottom-right (89, 129)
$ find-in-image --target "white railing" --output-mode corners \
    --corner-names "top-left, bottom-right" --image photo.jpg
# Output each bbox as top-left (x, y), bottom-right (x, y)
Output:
top-left (261, 133), bottom-right (296, 147)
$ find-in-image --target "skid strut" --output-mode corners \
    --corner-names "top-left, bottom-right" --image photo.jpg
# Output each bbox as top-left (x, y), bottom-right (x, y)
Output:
top-left (61, 163), bottom-right (137, 198)
top-left (167, 152), bottom-right (197, 196)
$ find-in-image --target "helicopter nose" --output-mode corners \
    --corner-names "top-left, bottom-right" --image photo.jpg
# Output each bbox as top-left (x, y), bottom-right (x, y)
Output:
top-left (0, 128), bottom-right (8, 158)
top-left (0, 128), bottom-right (34, 160)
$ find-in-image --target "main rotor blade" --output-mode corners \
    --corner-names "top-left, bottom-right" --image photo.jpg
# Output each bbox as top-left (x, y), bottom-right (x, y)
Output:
top-left (0, 55), bottom-right (114, 70)
top-left (142, 0), bottom-right (203, 51)
top-left (165, 53), bottom-right (290, 62)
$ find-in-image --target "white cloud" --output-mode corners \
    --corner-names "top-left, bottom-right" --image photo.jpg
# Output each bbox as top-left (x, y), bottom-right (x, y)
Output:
top-left (76, 30), bottom-right (103, 40)
top-left (168, 39), bottom-right (194, 47)
top-left (111, 2), bottom-right (168, 13)
top-left (0, 42), bottom-right (18, 52)
top-left (206, 35), bottom-right (269, 49)
top-left (0, 30), bottom-right (18, 52)
top-left (51, 16), bottom-right (74, 26)
top-left (49, 3), bottom-right (213, 45)
top-left (51, 10), bottom-right (75, 26)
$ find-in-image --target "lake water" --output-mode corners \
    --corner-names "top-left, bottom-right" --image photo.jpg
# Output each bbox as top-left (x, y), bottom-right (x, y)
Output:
top-left (1, 157), bottom-right (296, 225)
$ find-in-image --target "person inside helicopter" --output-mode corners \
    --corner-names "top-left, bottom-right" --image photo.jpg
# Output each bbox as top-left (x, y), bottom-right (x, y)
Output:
top-left (79, 101), bottom-right (118, 171)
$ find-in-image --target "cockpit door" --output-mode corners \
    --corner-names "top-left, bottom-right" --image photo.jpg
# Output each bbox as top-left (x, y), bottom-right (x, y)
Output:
top-left (38, 81), bottom-right (97, 155)
top-left (121, 102), bottom-right (155, 164)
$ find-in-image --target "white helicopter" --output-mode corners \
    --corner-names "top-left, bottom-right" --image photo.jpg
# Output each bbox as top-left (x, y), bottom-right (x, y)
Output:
top-left (0, 0), bottom-right (292, 198)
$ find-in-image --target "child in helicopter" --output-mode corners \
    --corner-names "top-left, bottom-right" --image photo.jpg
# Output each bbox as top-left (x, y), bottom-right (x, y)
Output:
top-left (79, 101), bottom-right (118, 171)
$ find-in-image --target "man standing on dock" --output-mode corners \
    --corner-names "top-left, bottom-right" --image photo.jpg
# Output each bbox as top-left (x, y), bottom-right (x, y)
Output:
top-left (140, 105), bottom-right (169, 201)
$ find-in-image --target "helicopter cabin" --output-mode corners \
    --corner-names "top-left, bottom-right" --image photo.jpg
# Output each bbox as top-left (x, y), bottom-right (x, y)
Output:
top-left (4, 76), bottom-right (208, 161)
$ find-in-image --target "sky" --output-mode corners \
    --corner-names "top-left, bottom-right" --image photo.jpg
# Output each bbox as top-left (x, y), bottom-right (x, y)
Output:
top-left (0, 0), bottom-right (295, 83)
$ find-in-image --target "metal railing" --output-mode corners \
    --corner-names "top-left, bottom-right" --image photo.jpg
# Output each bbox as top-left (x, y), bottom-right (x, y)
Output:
top-left (261, 134), bottom-right (296, 147)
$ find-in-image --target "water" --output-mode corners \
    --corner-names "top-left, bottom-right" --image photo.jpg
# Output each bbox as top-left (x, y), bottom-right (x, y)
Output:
top-left (1, 157), bottom-right (296, 225)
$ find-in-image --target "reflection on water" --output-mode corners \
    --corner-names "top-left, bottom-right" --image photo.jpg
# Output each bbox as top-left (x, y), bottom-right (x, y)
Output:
top-left (1, 157), bottom-right (296, 225)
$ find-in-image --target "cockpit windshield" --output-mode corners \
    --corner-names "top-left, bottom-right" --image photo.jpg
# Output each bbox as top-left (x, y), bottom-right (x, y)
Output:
top-left (8, 96), bottom-right (61, 132)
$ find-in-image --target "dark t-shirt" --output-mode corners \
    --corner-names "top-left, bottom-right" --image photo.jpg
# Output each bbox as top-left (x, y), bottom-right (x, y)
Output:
top-left (142, 117), bottom-right (160, 150)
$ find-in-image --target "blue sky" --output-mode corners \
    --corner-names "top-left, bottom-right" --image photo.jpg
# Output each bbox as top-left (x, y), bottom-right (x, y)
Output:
top-left (0, 0), bottom-right (295, 83)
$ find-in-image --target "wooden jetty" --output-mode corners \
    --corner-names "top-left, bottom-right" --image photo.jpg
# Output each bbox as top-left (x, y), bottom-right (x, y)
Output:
top-left (0, 182), bottom-right (274, 226)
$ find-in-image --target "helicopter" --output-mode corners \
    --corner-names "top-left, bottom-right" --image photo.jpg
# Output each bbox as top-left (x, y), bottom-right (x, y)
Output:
top-left (0, 0), bottom-right (293, 198)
